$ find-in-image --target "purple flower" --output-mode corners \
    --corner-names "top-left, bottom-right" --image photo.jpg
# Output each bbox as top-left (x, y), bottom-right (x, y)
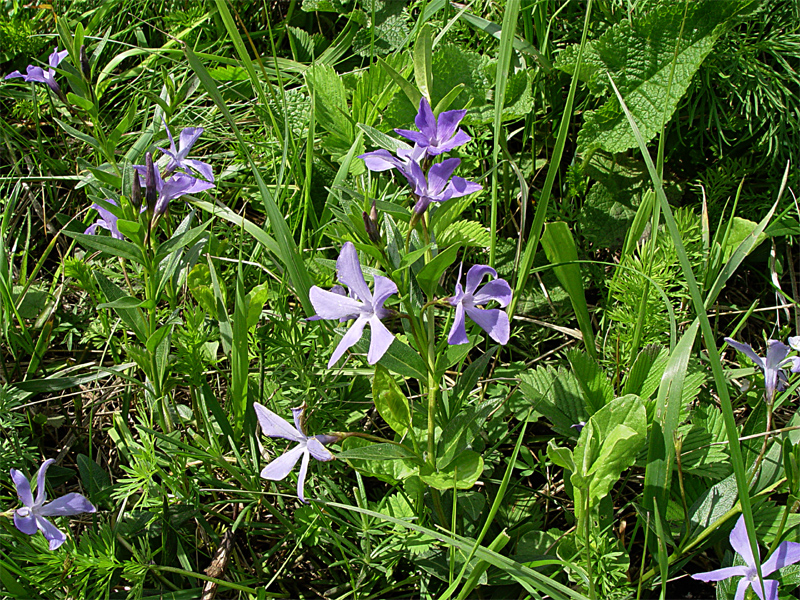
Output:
top-left (404, 158), bottom-right (481, 215)
top-left (84, 200), bottom-right (123, 240)
top-left (156, 121), bottom-right (214, 182)
top-left (571, 421), bottom-right (586, 433)
top-left (133, 163), bottom-right (214, 216)
top-left (11, 459), bottom-right (96, 550)
top-left (309, 242), bottom-right (397, 367)
top-left (5, 47), bottom-right (69, 94)
top-left (359, 144), bottom-right (425, 175)
top-left (254, 403), bottom-right (336, 503)
top-left (724, 338), bottom-right (800, 404)
top-left (692, 515), bottom-right (800, 600)
top-left (395, 97), bottom-right (471, 157)
top-left (448, 264), bottom-right (512, 345)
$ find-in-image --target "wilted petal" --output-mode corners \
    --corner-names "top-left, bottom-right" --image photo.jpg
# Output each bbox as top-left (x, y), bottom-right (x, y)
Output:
top-left (427, 159), bottom-right (461, 196)
top-left (309, 286), bottom-right (363, 321)
top-left (473, 279), bottom-right (513, 308)
top-left (296, 450), bottom-right (311, 503)
top-left (447, 302), bottom-right (469, 345)
top-left (762, 541), bottom-right (800, 576)
top-left (34, 459), bottom-right (55, 507)
top-left (307, 437), bottom-right (334, 462)
top-left (11, 469), bottom-right (34, 507)
top-left (465, 306), bottom-right (510, 345)
top-left (260, 444), bottom-right (305, 481)
top-left (725, 338), bottom-right (765, 371)
top-left (729, 516), bottom-right (758, 569)
top-left (328, 316), bottom-right (368, 368)
top-left (36, 516), bottom-right (67, 550)
top-left (38, 493), bottom-right (96, 517)
top-left (691, 565), bottom-right (749, 582)
top-left (366, 316), bottom-right (394, 364)
top-left (465, 265), bottom-right (498, 296)
top-left (253, 403), bottom-right (305, 442)
top-left (14, 511), bottom-right (37, 535)
top-left (291, 406), bottom-right (305, 436)
top-left (336, 242), bottom-right (372, 304)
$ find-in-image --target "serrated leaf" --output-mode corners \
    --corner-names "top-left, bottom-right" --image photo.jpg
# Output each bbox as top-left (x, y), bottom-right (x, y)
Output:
top-left (519, 365), bottom-right (587, 436)
top-left (437, 220), bottom-right (491, 248)
top-left (566, 349), bottom-right (613, 413)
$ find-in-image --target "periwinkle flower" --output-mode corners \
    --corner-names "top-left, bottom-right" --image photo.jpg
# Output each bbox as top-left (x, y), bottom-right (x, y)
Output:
top-left (405, 158), bottom-right (482, 216)
top-left (11, 459), bottom-right (96, 550)
top-left (5, 47), bottom-right (69, 94)
top-left (692, 515), bottom-right (800, 600)
top-left (84, 199), bottom-right (123, 240)
top-left (448, 264), bottom-right (512, 346)
top-left (309, 242), bottom-right (397, 367)
top-left (359, 144), bottom-right (425, 175)
top-left (395, 97), bottom-right (471, 157)
top-left (724, 338), bottom-right (800, 404)
top-left (571, 421), bottom-right (586, 433)
top-left (133, 161), bottom-right (214, 216)
top-left (254, 403), bottom-right (336, 503)
top-left (156, 121), bottom-right (214, 182)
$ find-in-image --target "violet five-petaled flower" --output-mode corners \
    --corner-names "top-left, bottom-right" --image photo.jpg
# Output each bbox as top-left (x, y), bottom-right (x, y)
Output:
top-left (84, 199), bottom-right (123, 240)
top-left (133, 162), bottom-right (214, 216)
top-left (448, 264), bottom-right (512, 346)
top-left (5, 47), bottom-right (69, 94)
top-left (11, 459), bottom-right (96, 550)
top-left (309, 242), bottom-right (397, 367)
top-left (692, 515), bottom-right (800, 600)
top-left (156, 121), bottom-right (215, 183)
top-left (395, 97), bottom-right (471, 157)
top-left (404, 158), bottom-right (482, 216)
top-left (254, 403), bottom-right (336, 503)
top-left (724, 338), bottom-right (800, 404)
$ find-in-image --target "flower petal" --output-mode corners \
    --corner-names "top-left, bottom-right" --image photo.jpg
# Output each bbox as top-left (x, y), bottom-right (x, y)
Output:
top-left (725, 338), bottom-right (765, 371)
top-left (414, 97), bottom-right (436, 140)
top-left (34, 459), bottom-right (55, 507)
top-left (36, 516), bottom-right (67, 550)
top-left (729, 515), bottom-right (758, 569)
top-left (427, 159), bottom-right (461, 196)
top-left (309, 286), bottom-right (363, 321)
top-left (762, 541), bottom-right (800, 575)
top-left (14, 511), bottom-right (37, 535)
top-left (465, 265), bottom-right (498, 296)
top-left (328, 316), bottom-right (368, 368)
top-left (22, 66), bottom-right (47, 85)
top-left (178, 127), bottom-right (203, 157)
top-left (182, 158), bottom-right (215, 183)
top-left (367, 316), bottom-right (394, 364)
top-left (472, 279), bottom-right (513, 308)
top-left (447, 301), bottom-right (469, 345)
top-left (336, 242), bottom-right (372, 304)
top-left (307, 437), bottom-right (334, 462)
top-left (49, 48), bottom-right (69, 69)
top-left (394, 129), bottom-right (430, 147)
top-left (371, 275), bottom-right (397, 315)
top-left (11, 469), bottom-right (34, 507)
top-left (435, 108), bottom-right (467, 143)
top-left (432, 129), bottom-right (472, 155)
top-left (5, 71), bottom-right (24, 80)
top-left (750, 578), bottom-right (778, 600)
top-left (253, 403), bottom-right (305, 442)
top-left (296, 449), bottom-right (311, 503)
top-left (447, 176), bottom-right (482, 198)
top-left (465, 306), bottom-right (510, 345)
top-left (734, 578), bottom-right (750, 600)
top-left (359, 149), bottom-right (403, 172)
top-left (260, 444), bottom-right (305, 480)
top-left (38, 493), bottom-right (96, 517)
top-left (691, 565), bottom-right (749, 582)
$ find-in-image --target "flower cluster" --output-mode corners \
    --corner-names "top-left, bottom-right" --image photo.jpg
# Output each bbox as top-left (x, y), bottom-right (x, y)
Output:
top-left (5, 47), bottom-right (69, 95)
top-left (85, 121), bottom-right (214, 237)
top-left (11, 459), bottom-right (95, 550)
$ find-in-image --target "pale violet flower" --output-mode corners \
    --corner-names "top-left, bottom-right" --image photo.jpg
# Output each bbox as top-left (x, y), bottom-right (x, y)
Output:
top-left (5, 47), bottom-right (69, 94)
top-left (11, 459), bottom-right (96, 550)
top-left (254, 403), bottom-right (336, 503)
top-left (395, 97), bottom-right (471, 157)
top-left (724, 338), bottom-right (800, 404)
top-left (404, 158), bottom-right (482, 216)
top-left (133, 162), bottom-right (214, 216)
top-left (692, 515), bottom-right (800, 600)
top-left (309, 242), bottom-right (397, 367)
top-left (156, 121), bottom-right (214, 182)
top-left (84, 200), bottom-right (123, 240)
top-left (448, 264), bottom-right (512, 345)
top-left (571, 421), bottom-right (586, 433)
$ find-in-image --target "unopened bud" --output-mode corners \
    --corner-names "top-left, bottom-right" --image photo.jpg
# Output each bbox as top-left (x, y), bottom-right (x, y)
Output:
top-left (131, 169), bottom-right (142, 209)
top-left (363, 200), bottom-right (380, 243)
top-left (79, 45), bottom-right (90, 81)
top-left (144, 152), bottom-right (157, 211)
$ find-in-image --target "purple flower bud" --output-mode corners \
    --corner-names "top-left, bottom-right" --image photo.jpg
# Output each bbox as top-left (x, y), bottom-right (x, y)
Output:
top-left (363, 200), bottom-right (380, 243)
top-left (79, 45), bottom-right (90, 81)
top-left (131, 169), bottom-right (142, 209)
top-left (144, 152), bottom-right (157, 211)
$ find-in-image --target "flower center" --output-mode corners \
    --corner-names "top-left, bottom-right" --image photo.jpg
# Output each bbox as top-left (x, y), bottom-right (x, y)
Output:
top-left (17, 507), bottom-right (31, 518)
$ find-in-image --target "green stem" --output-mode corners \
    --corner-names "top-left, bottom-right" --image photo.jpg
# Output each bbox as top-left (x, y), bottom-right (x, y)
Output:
top-left (584, 491), bottom-right (595, 600)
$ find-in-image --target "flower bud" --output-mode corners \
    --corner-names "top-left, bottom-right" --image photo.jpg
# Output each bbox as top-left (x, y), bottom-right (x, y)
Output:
top-left (79, 45), bottom-right (90, 81)
top-left (144, 152), bottom-right (157, 211)
top-left (130, 169), bottom-right (142, 209)
top-left (363, 200), bottom-right (380, 244)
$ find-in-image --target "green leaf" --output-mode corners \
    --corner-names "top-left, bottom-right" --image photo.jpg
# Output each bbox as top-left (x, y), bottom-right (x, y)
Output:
top-left (414, 24), bottom-right (433, 101)
top-left (399, 244), bottom-right (433, 269)
top-left (245, 282), bottom-right (270, 329)
top-left (67, 92), bottom-right (95, 112)
top-left (377, 56), bottom-right (422, 109)
top-left (373, 365), bottom-right (411, 436)
top-left (437, 220), bottom-right (491, 248)
top-left (66, 232), bottom-right (144, 264)
top-left (306, 63), bottom-right (358, 161)
top-left (77, 454), bottom-right (112, 503)
top-left (352, 332), bottom-right (428, 380)
top-left (566, 348), bottom-right (613, 413)
top-left (421, 449), bottom-right (484, 490)
top-left (94, 272), bottom-right (147, 342)
top-left (97, 296), bottom-right (152, 310)
top-left (357, 123), bottom-right (412, 154)
top-left (572, 394), bottom-right (646, 518)
top-left (565, 0), bottom-right (752, 154)
top-left (519, 365), bottom-right (586, 436)
top-left (547, 441), bottom-right (575, 473)
top-left (437, 399), bottom-right (499, 469)
top-left (416, 243), bottom-right (461, 297)
top-left (337, 442), bottom-right (418, 462)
